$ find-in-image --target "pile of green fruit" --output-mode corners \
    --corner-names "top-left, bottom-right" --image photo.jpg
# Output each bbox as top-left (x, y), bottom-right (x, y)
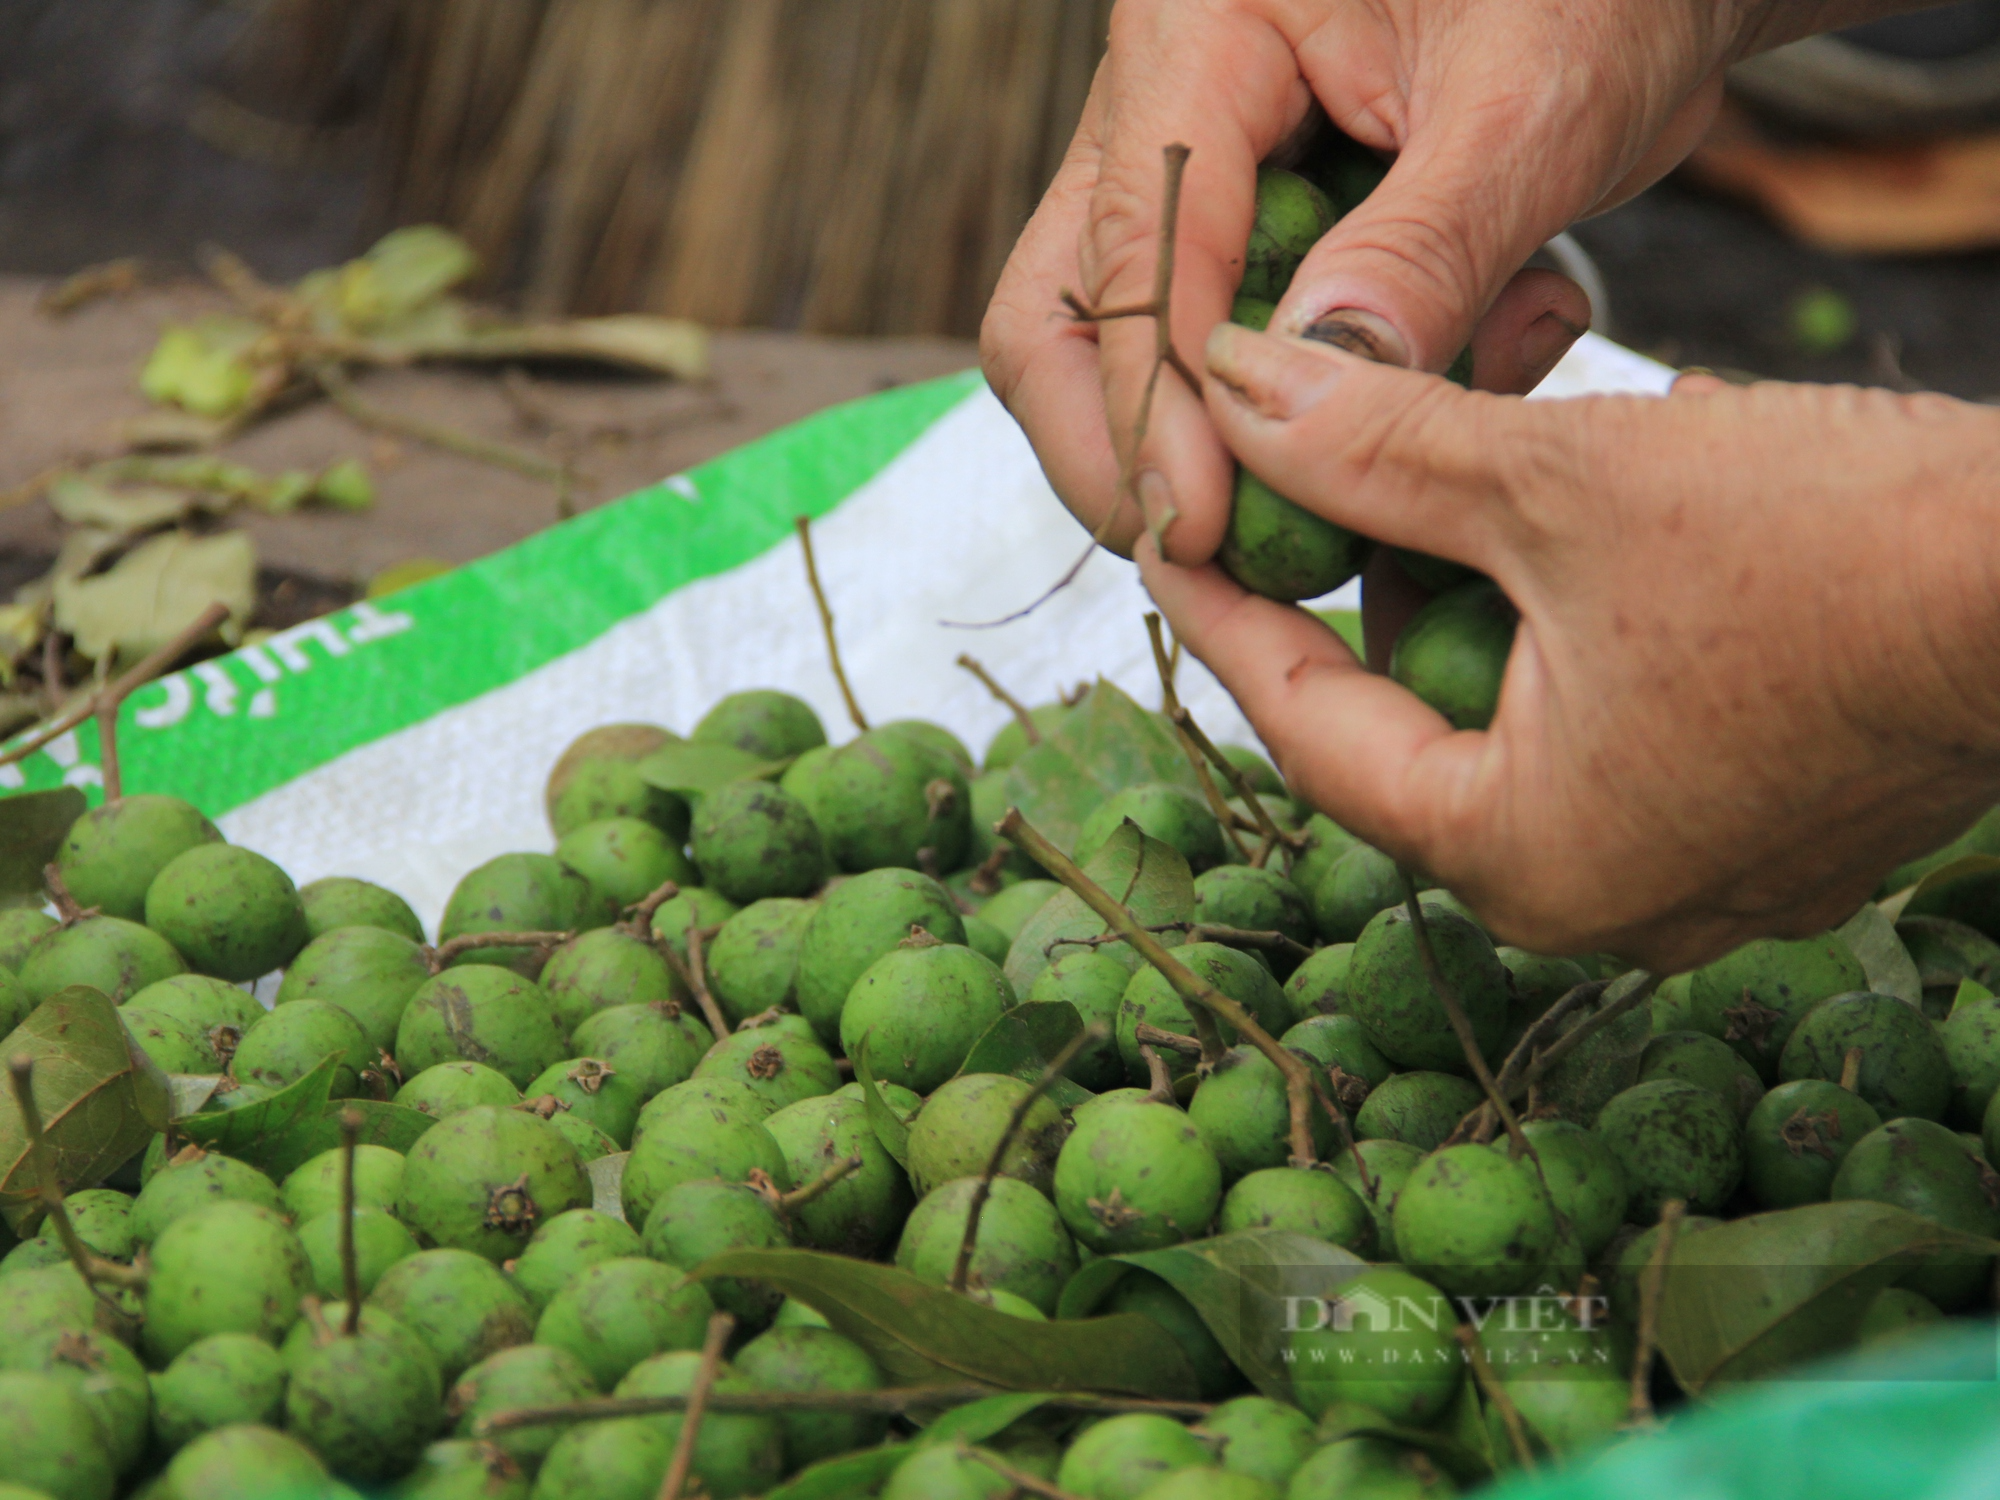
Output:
top-left (2, 660), bottom-right (1997, 1500)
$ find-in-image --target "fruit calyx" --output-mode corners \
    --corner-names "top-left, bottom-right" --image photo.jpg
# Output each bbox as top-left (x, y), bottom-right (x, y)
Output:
top-left (484, 1174), bottom-right (541, 1235)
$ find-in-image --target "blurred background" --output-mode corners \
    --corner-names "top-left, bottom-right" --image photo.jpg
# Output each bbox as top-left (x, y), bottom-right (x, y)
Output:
top-left (5, 0), bottom-right (2000, 727)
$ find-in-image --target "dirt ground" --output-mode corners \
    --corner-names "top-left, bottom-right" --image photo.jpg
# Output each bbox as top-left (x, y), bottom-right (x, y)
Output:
top-left (0, 274), bottom-right (978, 598)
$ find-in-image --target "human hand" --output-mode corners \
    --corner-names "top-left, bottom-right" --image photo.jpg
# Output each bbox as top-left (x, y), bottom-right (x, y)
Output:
top-left (1143, 323), bottom-right (2000, 971)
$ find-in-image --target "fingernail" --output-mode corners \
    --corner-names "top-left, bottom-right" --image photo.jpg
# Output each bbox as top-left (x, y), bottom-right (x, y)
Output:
top-left (1518, 309), bottom-right (1586, 386)
top-left (1135, 467), bottom-right (1178, 551)
top-left (1296, 308), bottom-right (1410, 368)
top-left (1205, 322), bottom-right (1346, 421)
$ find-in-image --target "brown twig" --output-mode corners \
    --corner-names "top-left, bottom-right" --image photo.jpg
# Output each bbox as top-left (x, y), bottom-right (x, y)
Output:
top-left (338, 1107), bottom-right (363, 1334)
top-left (961, 1443), bottom-right (1090, 1500)
top-left (778, 1154), bottom-right (864, 1214)
top-left (951, 1025), bottom-right (1103, 1294)
top-left (6, 1056), bottom-right (143, 1310)
top-left (477, 1388), bottom-right (1216, 1434)
top-left (955, 655), bottom-right (1041, 747)
top-left (42, 865), bottom-right (94, 926)
top-left (1627, 1199), bottom-right (1686, 1425)
top-left (657, 1311), bottom-right (734, 1500)
top-left (1143, 614), bottom-right (1251, 863)
top-left (1002, 810), bottom-right (1318, 1166)
top-left (1452, 977), bottom-right (1655, 1147)
top-left (795, 514), bottom-right (868, 733)
top-left (621, 879), bottom-right (683, 933)
top-left (1456, 1326), bottom-right (1537, 1471)
top-left (425, 930), bottom-right (573, 974)
top-left (1134, 1022), bottom-right (1203, 1058)
top-left (684, 924), bottom-right (731, 1044)
top-left (1840, 1046), bottom-right (1864, 1093)
top-left (313, 363), bottom-right (577, 491)
top-left (1186, 925), bottom-right (1315, 965)
top-left (2, 601), bottom-right (230, 770)
top-left (1139, 1045), bottom-right (1177, 1102)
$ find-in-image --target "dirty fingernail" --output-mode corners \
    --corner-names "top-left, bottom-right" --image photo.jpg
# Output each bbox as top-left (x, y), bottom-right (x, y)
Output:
top-left (1136, 467), bottom-right (1179, 551)
top-left (1205, 323), bottom-right (1346, 421)
top-left (1518, 309), bottom-right (1586, 386)
top-left (1297, 308), bottom-right (1410, 368)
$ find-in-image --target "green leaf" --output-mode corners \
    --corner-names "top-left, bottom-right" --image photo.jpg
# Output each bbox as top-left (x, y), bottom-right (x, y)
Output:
top-left (956, 1002), bottom-right (1093, 1109)
top-left (0, 987), bottom-right (171, 1233)
top-left (1879, 854), bottom-right (2000, 925)
top-left (0, 787), bottom-right (84, 907)
top-left (637, 742), bottom-right (785, 798)
top-left (1883, 806), bottom-right (2000, 894)
top-left (851, 1040), bottom-right (911, 1169)
top-left (448, 316), bottom-right (711, 382)
top-left (1834, 903), bottom-right (1922, 1007)
top-left (351, 226), bottom-right (480, 328)
top-left (53, 530), bottom-right (254, 664)
top-left (1054, 1229), bottom-right (1368, 1402)
top-left (1003, 821), bottom-right (1195, 995)
top-left (1000, 680), bottom-right (1198, 854)
top-left (262, 1098), bottom-right (437, 1179)
top-left (178, 1053), bottom-right (339, 1168)
top-left (46, 477), bottom-right (200, 533)
top-left (1656, 1200), bottom-right (2000, 1392)
top-left (690, 1247), bottom-right (1197, 1397)
top-left (917, 1392), bottom-right (1056, 1441)
top-left (1951, 976), bottom-right (1994, 1017)
top-left (589, 1151), bottom-right (629, 1220)
top-left (167, 1075), bottom-right (224, 1119)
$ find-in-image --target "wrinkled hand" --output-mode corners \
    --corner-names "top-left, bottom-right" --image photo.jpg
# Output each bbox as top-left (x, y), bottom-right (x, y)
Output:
top-left (1145, 324), bottom-right (2000, 971)
top-left (981, 0), bottom-right (1758, 563)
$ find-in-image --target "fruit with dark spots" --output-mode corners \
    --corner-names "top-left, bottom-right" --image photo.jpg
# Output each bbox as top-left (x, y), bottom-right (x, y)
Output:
top-left (733, 1323), bottom-right (888, 1471)
top-left (396, 964), bottom-right (567, 1091)
top-left (141, 1201), bottom-right (313, 1364)
top-left (1346, 902), bottom-right (1508, 1074)
top-left (1217, 1165), bottom-right (1374, 1253)
top-left (690, 782), bottom-right (828, 904)
top-left (1391, 1143), bottom-right (1556, 1296)
top-left (232, 997), bottom-right (374, 1096)
top-left (895, 1175), bottom-right (1078, 1313)
top-left (1116, 941), bottom-right (1290, 1085)
top-left (694, 1026), bottom-right (841, 1111)
top-left (19, 914), bottom-right (186, 1003)
top-left (397, 1105), bottom-right (591, 1261)
top-left (1687, 933), bottom-right (1866, 1078)
top-left (396, 1060), bottom-right (524, 1118)
top-left (794, 867), bottom-right (963, 1043)
top-left (1596, 1079), bottom-right (1746, 1220)
top-left (508, 1208), bottom-right (644, 1315)
top-left (1353, 1071), bottom-right (1484, 1152)
top-left (1780, 990), bottom-right (1952, 1121)
top-left (534, 1257), bottom-right (716, 1390)
top-left (706, 896), bottom-right (815, 1024)
top-left (285, 1305), bottom-right (444, 1482)
top-left (1640, 1029), bottom-right (1765, 1121)
top-left (640, 1179), bottom-right (790, 1326)
top-left (1743, 1078), bottom-right (1882, 1208)
top-left (694, 690), bottom-right (828, 760)
top-left (541, 927), bottom-right (683, 1037)
top-left (1075, 785), bottom-right (1228, 875)
top-left (762, 1093), bottom-right (915, 1258)
top-left (839, 942), bottom-right (1014, 1094)
top-left (1284, 1266), bottom-right (1463, 1425)
top-left (1834, 1115), bottom-right (2000, 1308)
top-left (906, 1072), bottom-right (1068, 1198)
top-left (56, 792), bottom-right (221, 922)
top-left (555, 816), bottom-right (697, 909)
top-left (369, 1246), bottom-right (537, 1382)
top-left (1025, 950), bottom-right (1129, 1092)
top-left (522, 1056), bottom-right (644, 1147)
top-left (545, 722), bottom-right (686, 841)
top-left (449, 1343), bottom-right (599, 1469)
top-left (299, 874), bottom-right (426, 943)
top-left (1388, 579), bottom-right (1517, 731)
top-left (1053, 1098), bottom-right (1222, 1254)
top-left (794, 727), bottom-right (971, 874)
top-left (149, 1332), bottom-right (288, 1451)
top-left (1188, 1045), bottom-right (1335, 1179)
top-left (439, 852), bottom-right (616, 975)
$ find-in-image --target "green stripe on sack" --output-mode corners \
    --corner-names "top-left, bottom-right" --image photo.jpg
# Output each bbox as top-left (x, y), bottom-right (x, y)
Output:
top-left (1, 369), bottom-right (983, 817)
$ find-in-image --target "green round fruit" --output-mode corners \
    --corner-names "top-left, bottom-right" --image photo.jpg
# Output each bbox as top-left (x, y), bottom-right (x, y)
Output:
top-left (694, 1027), bottom-right (840, 1112)
top-left (141, 1201), bottom-right (312, 1364)
top-left (439, 853), bottom-right (613, 975)
top-left (508, 1209), bottom-right (644, 1315)
top-left (396, 1061), bottom-right (524, 1118)
top-left (523, 1057), bottom-right (645, 1147)
top-left (1282, 944), bottom-right (1354, 1021)
top-left (977, 880), bottom-right (1062, 938)
top-left (529, 1415), bottom-right (670, 1500)
top-left (1279, 1015), bottom-right (1392, 1107)
top-left (706, 897), bottom-right (816, 1025)
top-left (534, 1257), bottom-right (715, 1390)
top-left (369, 1246), bottom-right (537, 1382)
top-left (1640, 1030), bottom-right (1765, 1120)
top-left (449, 1343), bottom-right (599, 1469)
top-left (387, 1439), bottom-right (532, 1500)
top-left (397, 1105), bottom-right (591, 1261)
top-left (1100, 1269), bottom-right (1241, 1400)
top-left (981, 705), bottom-right (1071, 772)
top-left (1057, 1412), bottom-right (1211, 1500)
top-left (1391, 1143), bottom-right (1556, 1296)
top-left (0, 964), bottom-right (31, 1035)
top-left (0, 1368), bottom-right (116, 1500)
top-left (794, 868), bottom-right (964, 1043)
top-left (648, 886), bottom-right (743, 965)
top-left (1346, 903), bottom-right (1507, 1073)
top-left (1219, 466), bottom-right (1369, 604)
top-left (19, 915), bottom-right (185, 1003)
top-left (1198, 1395), bottom-right (1317, 1489)
top-left (762, 1094), bottom-right (914, 1258)
top-left (1502, 1117), bottom-right (1628, 1258)
top-left (688, 784), bottom-right (826, 905)
top-left (1189, 1046), bottom-right (1335, 1179)
top-left (1688, 933), bottom-right (1866, 1079)
top-left (298, 874), bottom-right (426, 943)
top-left (56, 793), bottom-right (221, 922)
top-left (620, 1095), bottom-right (788, 1229)
top-left (298, 1205), bottom-right (418, 1297)
top-left (232, 997), bottom-right (373, 1097)
top-left (150, 1333), bottom-right (288, 1451)
top-left (1116, 942), bottom-right (1290, 1085)
top-left (1833, 1115), bottom-right (2000, 1309)
top-left (547, 724), bottom-right (686, 841)
top-left (540, 927), bottom-right (681, 1039)
top-left (145, 842), bottom-right (307, 981)
top-left (895, 1176), bottom-right (1078, 1313)
top-left (0, 907), bottom-right (56, 972)
top-left (1312, 845), bottom-right (1404, 946)
top-left (1217, 1166), bottom-right (1373, 1253)
top-left (632, 1076), bottom-right (776, 1140)
top-left (568, 1002), bottom-right (706, 1098)
top-left (612, 1351), bottom-right (783, 1497)
top-left (1054, 1099), bottom-right (1222, 1254)
top-left (1286, 815), bottom-right (1357, 904)
top-left (1388, 579), bottom-right (1516, 730)
top-left (282, 1143), bottom-right (405, 1221)
top-left (0, 1324), bottom-right (148, 1477)
top-left (285, 1309), bottom-right (443, 1482)
top-left (122, 1004), bottom-right (220, 1075)
top-left (1780, 991), bottom-right (1952, 1121)
top-left (840, 942), bottom-right (1014, 1094)
top-left (131, 1150), bottom-right (282, 1244)
top-left (396, 965), bottom-right (567, 1091)
top-left (1194, 865), bottom-right (1312, 964)
top-left (1744, 1079), bottom-right (1883, 1209)
top-left (125, 970), bottom-right (263, 1039)
top-left (641, 1179), bottom-right (789, 1325)
top-left (1940, 981), bottom-right (2000, 1126)
top-left (1596, 1079), bottom-right (1745, 1220)
top-left (276, 924), bottom-right (431, 1053)
top-left (732, 1324), bottom-right (886, 1471)
top-left (1025, 950), bottom-right (1129, 1092)
top-left (961, 914), bottom-right (1010, 967)
top-left (1475, 1314), bottom-right (1628, 1459)
top-left (1284, 1266), bottom-right (1463, 1425)
top-left (795, 728), bottom-right (971, 874)
top-left (1240, 165), bottom-right (1336, 297)
top-left (907, 1072), bottom-right (1067, 1198)
top-left (164, 1424), bottom-right (331, 1500)
top-left (1496, 948), bottom-right (1592, 1051)
top-left (1, 1188), bottom-right (134, 1275)
top-left (555, 817), bottom-right (697, 911)
top-left (1075, 785), bottom-right (1227, 875)
top-left (693, 691), bottom-right (827, 760)
top-left (1353, 1071), bottom-right (1484, 1152)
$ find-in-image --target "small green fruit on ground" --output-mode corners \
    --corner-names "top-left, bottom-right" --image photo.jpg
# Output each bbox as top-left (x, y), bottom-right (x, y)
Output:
top-left (1189, 1046), bottom-right (1335, 1180)
top-left (162, 1423), bottom-right (331, 1500)
top-left (1353, 1071), bottom-right (1484, 1152)
top-left (541, 927), bottom-right (682, 1036)
top-left (275, 924), bottom-right (433, 1053)
top-left (906, 1072), bottom-right (1067, 1198)
top-left (530, 1415), bottom-right (671, 1500)
top-left (397, 1105), bottom-right (591, 1261)
top-left (298, 1205), bottom-right (418, 1297)
top-left (1687, 933), bottom-right (1866, 1078)
top-left (131, 1150), bottom-right (283, 1245)
top-left (569, 1002), bottom-right (706, 1098)
top-left (707, 897), bottom-right (816, 1024)
top-left (150, 1333), bottom-right (288, 1451)
top-left (1743, 1078), bottom-right (1882, 1209)
top-left (439, 852), bottom-right (614, 974)
top-left (523, 1057), bottom-right (645, 1147)
top-left (796, 728), bottom-right (971, 874)
top-left (145, 842), bottom-right (307, 981)
top-left (19, 914), bottom-right (185, 1003)
top-left (508, 1208), bottom-right (643, 1315)
top-left (1331, 1140), bottom-right (1423, 1249)
top-left (762, 1094), bottom-right (914, 1258)
top-left (298, 874), bottom-right (426, 943)
top-left (1388, 579), bottom-right (1517, 731)
top-left (1056, 1411), bottom-right (1211, 1500)
top-left (534, 1257), bottom-right (715, 1390)
top-left (619, 1093), bottom-right (789, 1228)
top-left (1196, 1395), bottom-right (1317, 1489)
top-left (689, 783), bottom-right (827, 904)
top-left (1194, 866), bottom-right (1314, 969)
top-left (1279, 1015), bottom-right (1392, 1107)
top-left (693, 1027), bottom-right (840, 1112)
top-left (1502, 1117), bottom-right (1629, 1258)
top-left (142, 1201), bottom-right (313, 1364)
top-left (1116, 942), bottom-right (1290, 1085)
top-left (284, 1309), bottom-right (444, 1482)
top-left (449, 1343), bottom-right (599, 1469)
top-left (1346, 902), bottom-right (1507, 1073)
top-left (1026, 950), bottom-right (1128, 1092)
top-left (732, 1324), bottom-right (887, 1471)
top-left (387, 1439), bottom-right (532, 1500)
top-left (1284, 1266), bottom-right (1463, 1425)
top-left (232, 997), bottom-right (373, 1097)
top-left (555, 816), bottom-right (697, 910)
top-left (1596, 1079), bottom-right (1745, 1220)
top-left (1833, 1115), bottom-right (2000, 1308)
top-left (1779, 990), bottom-right (1953, 1121)
top-left (881, 1443), bottom-right (1013, 1500)
top-left (1282, 944), bottom-right (1355, 1021)
top-left (794, 867), bottom-right (965, 1043)
top-left (368, 1246), bottom-right (537, 1382)
top-left (895, 1175), bottom-right (1078, 1313)
top-left (694, 690), bottom-right (827, 760)
top-left (1391, 1143), bottom-right (1556, 1296)
top-left (396, 1061), bottom-right (524, 1118)
top-left (613, 1350), bottom-right (784, 1497)
top-left (640, 1180), bottom-right (789, 1326)
top-left (57, 793), bottom-right (221, 922)
top-left (840, 941), bottom-right (1014, 1094)
top-left (396, 965), bottom-right (567, 1091)
top-left (1054, 1099), bottom-right (1222, 1254)
top-left (1640, 1030), bottom-right (1765, 1121)
top-left (1075, 785), bottom-right (1228, 875)
top-left (1217, 1166), bottom-right (1373, 1253)
top-left (282, 1143), bottom-right (406, 1221)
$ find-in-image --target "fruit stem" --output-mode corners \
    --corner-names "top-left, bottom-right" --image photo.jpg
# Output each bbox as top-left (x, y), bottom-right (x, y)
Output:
top-left (1145, 614), bottom-right (1253, 864)
top-left (338, 1106), bottom-right (363, 1335)
top-left (40, 864), bottom-right (95, 926)
top-left (314, 361), bottom-right (578, 492)
top-left (777, 1153), bottom-right (864, 1213)
top-left (954, 654), bottom-right (1041, 746)
top-left (1840, 1045), bottom-right (1864, 1093)
top-left (1000, 809), bottom-right (1319, 1167)
top-left (1185, 924), bottom-right (1314, 965)
top-left (1133, 1022), bottom-right (1202, 1058)
top-left (622, 879), bottom-right (682, 931)
top-left (424, 929), bottom-right (574, 974)
top-left (1626, 1198), bottom-right (1686, 1425)
top-left (1446, 980), bottom-right (1606, 1146)
top-left (1493, 975), bottom-right (1659, 1120)
top-left (794, 514), bottom-right (869, 733)
top-left (1, 600), bottom-right (229, 774)
top-left (475, 1386), bottom-right (1217, 1434)
top-left (1396, 870), bottom-right (1540, 1169)
top-left (950, 1023), bottom-right (1104, 1295)
top-left (7, 1056), bottom-right (144, 1305)
top-left (1455, 1325), bottom-right (1538, 1472)
top-left (1138, 1044), bottom-right (1176, 1103)
top-left (663, 923), bottom-right (731, 1045)
top-left (961, 1441), bottom-right (1091, 1500)
top-left (657, 1310), bottom-right (734, 1500)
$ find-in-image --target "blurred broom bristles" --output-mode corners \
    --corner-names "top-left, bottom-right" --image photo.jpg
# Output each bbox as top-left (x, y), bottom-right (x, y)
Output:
top-left (238, 0), bottom-right (1114, 336)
